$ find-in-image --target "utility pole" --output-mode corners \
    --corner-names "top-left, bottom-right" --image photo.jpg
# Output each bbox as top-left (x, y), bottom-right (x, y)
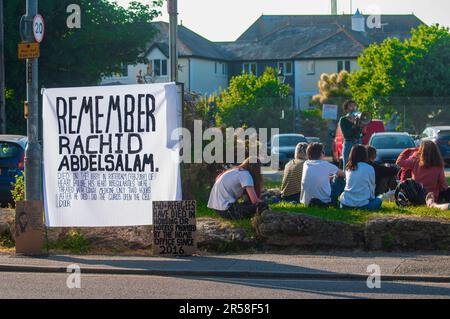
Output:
top-left (22, 0), bottom-right (42, 201)
top-left (168, 0), bottom-right (178, 83)
top-left (0, 0), bottom-right (6, 134)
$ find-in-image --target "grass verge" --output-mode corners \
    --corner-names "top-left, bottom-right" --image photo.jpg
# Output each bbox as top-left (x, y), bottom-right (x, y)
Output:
top-left (271, 201), bottom-right (450, 225)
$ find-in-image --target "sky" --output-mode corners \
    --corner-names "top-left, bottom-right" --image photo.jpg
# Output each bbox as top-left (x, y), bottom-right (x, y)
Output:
top-left (116, 0), bottom-right (450, 41)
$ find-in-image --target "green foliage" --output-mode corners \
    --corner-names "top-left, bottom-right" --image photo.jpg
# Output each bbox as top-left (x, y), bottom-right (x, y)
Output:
top-left (0, 234), bottom-right (15, 248)
top-left (48, 230), bottom-right (90, 253)
top-left (216, 68), bottom-right (292, 132)
top-left (298, 109), bottom-right (329, 141)
top-left (11, 174), bottom-right (24, 203)
top-left (4, 0), bottom-right (163, 134)
top-left (350, 24), bottom-right (450, 132)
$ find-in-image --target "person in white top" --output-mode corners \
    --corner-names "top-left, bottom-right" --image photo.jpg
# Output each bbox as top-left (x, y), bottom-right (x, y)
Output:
top-left (208, 157), bottom-right (265, 219)
top-left (300, 143), bottom-right (345, 207)
top-left (340, 145), bottom-right (382, 210)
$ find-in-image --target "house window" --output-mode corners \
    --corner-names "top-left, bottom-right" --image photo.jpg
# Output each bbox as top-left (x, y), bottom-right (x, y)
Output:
top-left (243, 62), bottom-right (257, 75)
top-left (277, 61), bottom-right (293, 75)
top-left (215, 62), bottom-right (218, 74)
top-left (307, 61), bottom-right (315, 75)
top-left (222, 63), bottom-right (227, 75)
top-left (150, 59), bottom-right (168, 76)
top-left (337, 60), bottom-right (351, 73)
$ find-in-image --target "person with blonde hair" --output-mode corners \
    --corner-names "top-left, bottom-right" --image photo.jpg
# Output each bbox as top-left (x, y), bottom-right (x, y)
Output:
top-left (208, 157), bottom-right (265, 220)
top-left (280, 142), bottom-right (308, 203)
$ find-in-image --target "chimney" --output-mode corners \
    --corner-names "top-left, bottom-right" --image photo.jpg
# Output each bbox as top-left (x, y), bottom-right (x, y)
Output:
top-left (351, 9), bottom-right (365, 32)
top-left (331, 0), bottom-right (337, 15)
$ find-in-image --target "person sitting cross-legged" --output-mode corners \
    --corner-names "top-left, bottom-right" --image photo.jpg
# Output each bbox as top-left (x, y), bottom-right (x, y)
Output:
top-left (300, 143), bottom-right (345, 208)
top-left (207, 157), bottom-right (266, 220)
top-left (280, 142), bottom-right (309, 203)
top-left (340, 145), bottom-right (382, 211)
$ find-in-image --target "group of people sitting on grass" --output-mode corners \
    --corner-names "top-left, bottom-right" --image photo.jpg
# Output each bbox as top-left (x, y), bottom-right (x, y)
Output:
top-left (207, 100), bottom-right (450, 220)
top-left (207, 139), bottom-right (450, 220)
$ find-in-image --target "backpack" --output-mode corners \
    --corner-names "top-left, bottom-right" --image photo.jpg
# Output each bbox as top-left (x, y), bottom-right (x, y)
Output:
top-left (394, 179), bottom-right (427, 207)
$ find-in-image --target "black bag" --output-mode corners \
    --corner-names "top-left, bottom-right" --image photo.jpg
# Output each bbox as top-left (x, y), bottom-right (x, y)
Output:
top-left (395, 179), bottom-right (427, 207)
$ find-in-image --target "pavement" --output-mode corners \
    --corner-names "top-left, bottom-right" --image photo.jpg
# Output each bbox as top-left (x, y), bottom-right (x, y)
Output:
top-left (1, 253), bottom-right (449, 282)
top-left (1, 253), bottom-right (449, 299)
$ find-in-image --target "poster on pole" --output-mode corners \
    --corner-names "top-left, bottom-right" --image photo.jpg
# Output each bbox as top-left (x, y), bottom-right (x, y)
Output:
top-left (43, 83), bottom-right (182, 227)
top-left (322, 104), bottom-right (338, 120)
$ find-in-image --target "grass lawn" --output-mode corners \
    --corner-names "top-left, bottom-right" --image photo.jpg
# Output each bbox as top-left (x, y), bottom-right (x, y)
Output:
top-left (197, 177), bottom-right (450, 228)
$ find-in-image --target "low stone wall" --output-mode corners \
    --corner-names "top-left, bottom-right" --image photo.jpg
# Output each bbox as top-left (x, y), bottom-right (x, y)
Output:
top-left (2, 208), bottom-right (450, 252)
top-left (253, 210), bottom-right (364, 249)
top-left (365, 217), bottom-right (450, 251)
top-left (0, 208), bottom-right (254, 253)
top-left (254, 210), bottom-right (450, 251)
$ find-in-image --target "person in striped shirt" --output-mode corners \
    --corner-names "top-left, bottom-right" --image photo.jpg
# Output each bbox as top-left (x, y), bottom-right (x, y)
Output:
top-left (280, 143), bottom-right (309, 203)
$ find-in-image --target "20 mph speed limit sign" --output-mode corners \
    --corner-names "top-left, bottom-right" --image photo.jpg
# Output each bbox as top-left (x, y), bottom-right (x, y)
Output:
top-left (33, 14), bottom-right (45, 43)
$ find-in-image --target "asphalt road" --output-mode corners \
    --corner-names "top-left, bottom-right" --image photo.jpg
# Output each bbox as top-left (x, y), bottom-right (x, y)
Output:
top-left (0, 272), bottom-right (449, 299)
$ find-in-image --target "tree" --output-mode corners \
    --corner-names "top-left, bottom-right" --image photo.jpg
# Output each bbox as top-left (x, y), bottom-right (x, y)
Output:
top-left (216, 68), bottom-right (292, 132)
top-left (350, 24), bottom-right (450, 132)
top-left (311, 71), bottom-right (352, 108)
top-left (4, 0), bottom-right (163, 134)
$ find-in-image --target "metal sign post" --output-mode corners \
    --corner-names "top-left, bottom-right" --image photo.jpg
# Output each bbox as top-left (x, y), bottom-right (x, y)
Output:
top-left (168, 0), bottom-right (178, 83)
top-left (20, 0), bottom-right (42, 201)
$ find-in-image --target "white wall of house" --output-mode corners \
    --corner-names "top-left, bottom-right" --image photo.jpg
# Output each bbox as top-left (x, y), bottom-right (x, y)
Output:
top-left (188, 58), bottom-right (228, 95)
top-left (101, 48), bottom-right (228, 96)
top-left (294, 59), bottom-right (359, 109)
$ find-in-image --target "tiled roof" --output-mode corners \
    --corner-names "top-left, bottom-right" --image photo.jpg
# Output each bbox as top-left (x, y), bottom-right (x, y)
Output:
top-left (146, 22), bottom-right (232, 61)
top-left (146, 15), bottom-right (424, 61)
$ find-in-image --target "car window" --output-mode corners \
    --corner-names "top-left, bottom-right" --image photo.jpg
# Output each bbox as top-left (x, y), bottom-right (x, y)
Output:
top-left (0, 142), bottom-right (22, 159)
top-left (438, 131), bottom-right (450, 139)
top-left (273, 136), bottom-right (307, 147)
top-left (370, 135), bottom-right (415, 150)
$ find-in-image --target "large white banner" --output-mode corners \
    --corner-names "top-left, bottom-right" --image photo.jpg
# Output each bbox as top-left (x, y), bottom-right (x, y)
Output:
top-left (43, 83), bottom-right (182, 227)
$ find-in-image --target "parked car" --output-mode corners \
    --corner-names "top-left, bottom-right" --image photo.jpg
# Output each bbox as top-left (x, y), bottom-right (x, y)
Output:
top-left (305, 137), bottom-right (320, 144)
top-left (420, 126), bottom-right (450, 164)
top-left (332, 120), bottom-right (385, 166)
top-left (0, 135), bottom-right (27, 207)
top-left (269, 134), bottom-right (308, 169)
top-left (369, 132), bottom-right (416, 164)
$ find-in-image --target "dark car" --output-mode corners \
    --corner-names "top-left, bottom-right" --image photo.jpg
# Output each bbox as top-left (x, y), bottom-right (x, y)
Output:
top-left (369, 132), bottom-right (415, 164)
top-left (269, 134), bottom-right (308, 169)
top-left (0, 135), bottom-right (27, 206)
top-left (420, 126), bottom-right (450, 164)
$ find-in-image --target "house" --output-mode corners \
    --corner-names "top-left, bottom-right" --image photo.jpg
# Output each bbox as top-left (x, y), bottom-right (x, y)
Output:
top-left (101, 11), bottom-right (423, 108)
top-left (101, 21), bottom-right (232, 95)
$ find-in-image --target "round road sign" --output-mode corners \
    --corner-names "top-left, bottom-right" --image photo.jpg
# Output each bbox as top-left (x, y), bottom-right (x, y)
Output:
top-left (33, 15), bottom-right (45, 43)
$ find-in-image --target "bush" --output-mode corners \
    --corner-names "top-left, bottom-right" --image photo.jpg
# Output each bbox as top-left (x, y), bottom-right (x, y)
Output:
top-left (48, 230), bottom-right (90, 254)
top-left (11, 174), bottom-right (25, 203)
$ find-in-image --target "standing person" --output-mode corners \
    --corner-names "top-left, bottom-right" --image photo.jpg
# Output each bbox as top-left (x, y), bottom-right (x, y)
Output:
top-left (339, 100), bottom-right (363, 169)
top-left (340, 145), bottom-right (382, 210)
top-left (366, 146), bottom-right (399, 195)
top-left (207, 157), bottom-right (265, 220)
top-left (300, 143), bottom-right (345, 207)
top-left (396, 141), bottom-right (449, 203)
top-left (280, 143), bottom-right (308, 203)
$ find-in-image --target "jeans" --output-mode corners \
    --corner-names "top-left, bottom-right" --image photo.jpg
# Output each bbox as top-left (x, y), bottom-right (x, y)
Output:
top-left (281, 193), bottom-right (300, 203)
top-left (341, 197), bottom-right (382, 211)
top-left (215, 202), bottom-right (268, 220)
top-left (343, 140), bottom-right (360, 169)
top-left (330, 175), bottom-right (346, 206)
